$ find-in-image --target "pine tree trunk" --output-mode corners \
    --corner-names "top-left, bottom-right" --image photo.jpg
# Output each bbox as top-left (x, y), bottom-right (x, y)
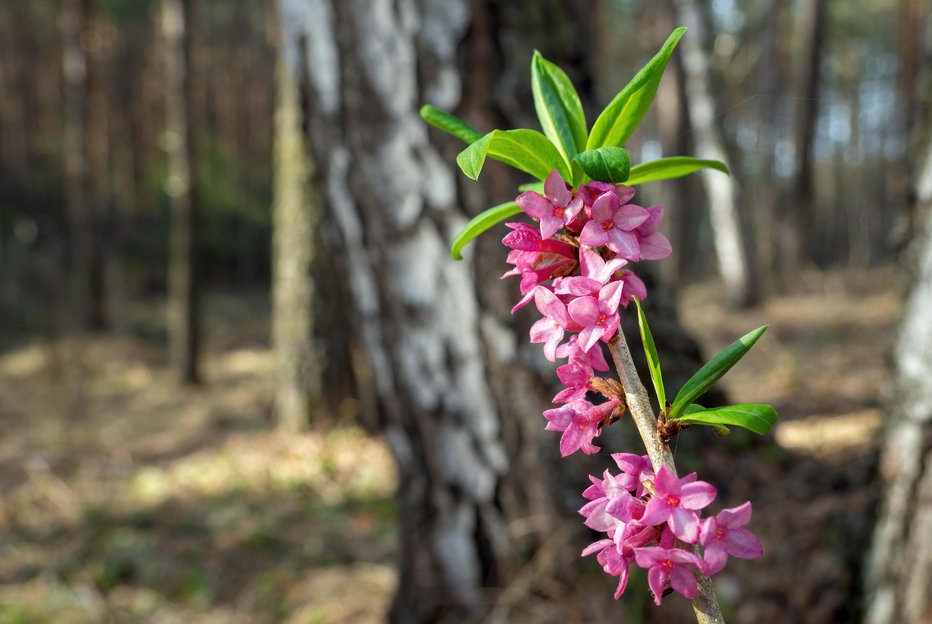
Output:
top-left (271, 18), bottom-right (320, 432)
top-left (865, 77), bottom-right (932, 624)
top-left (782, 0), bottom-right (828, 280)
top-left (671, 0), bottom-right (755, 308)
top-left (163, 0), bottom-right (201, 384)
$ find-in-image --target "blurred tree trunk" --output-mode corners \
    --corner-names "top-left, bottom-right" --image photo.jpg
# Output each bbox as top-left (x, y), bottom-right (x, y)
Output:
top-left (277, 3), bottom-right (520, 619)
top-left (163, 0), bottom-right (201, 384)
top-left (782, 0), bottom-right (827, 281)
top-left (865, 82), bottom-right (932, 624)
top-left (897, 0), bottom-right (925, 244)
top-left (756, 0), bottom-right (790, 292)
top-left (671, 0), bottom-right (755, 307)
top-left (270, 14), bottom-right (320, 433)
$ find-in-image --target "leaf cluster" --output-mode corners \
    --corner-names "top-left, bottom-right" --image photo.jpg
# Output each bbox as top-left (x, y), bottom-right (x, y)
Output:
top-left (420, 27), bottom-right (729, 258)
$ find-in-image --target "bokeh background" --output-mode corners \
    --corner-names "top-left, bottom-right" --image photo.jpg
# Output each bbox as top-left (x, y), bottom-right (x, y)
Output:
top-left (0, 0), bottom-right (930, 622)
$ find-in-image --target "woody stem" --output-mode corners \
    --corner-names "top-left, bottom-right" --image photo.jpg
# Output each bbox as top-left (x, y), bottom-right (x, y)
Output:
top-left (607, 329), bottom-right (724, 624)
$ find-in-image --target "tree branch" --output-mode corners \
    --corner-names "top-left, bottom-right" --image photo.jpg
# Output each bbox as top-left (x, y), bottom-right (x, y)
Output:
top-left (607, 330), bottom-right (724, 624)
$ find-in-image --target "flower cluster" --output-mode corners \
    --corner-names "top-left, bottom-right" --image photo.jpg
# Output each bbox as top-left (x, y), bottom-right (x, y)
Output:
top-left (505, 170), bottom-right (668, 456)
top-left (579, 456), bottom-right (762, 604)
top-left (501, 169), bottom-right (763, 605)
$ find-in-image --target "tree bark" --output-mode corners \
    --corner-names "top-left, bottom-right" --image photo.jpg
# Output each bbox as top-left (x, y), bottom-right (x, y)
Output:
top-left (271, 10), bottom-right (320, 432)
top-left (782, 0), bottom-right (828, 281)
top-left (865, 68), bottom-right (932, 624)
top-left (163, 0), bottom-right (201, 384)
top-left (671, 0), bottom-right (755, 308)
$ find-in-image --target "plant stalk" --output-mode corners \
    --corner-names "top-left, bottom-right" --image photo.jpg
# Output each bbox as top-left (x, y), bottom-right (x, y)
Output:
top-left (607, 330), bottom-right (725, 624)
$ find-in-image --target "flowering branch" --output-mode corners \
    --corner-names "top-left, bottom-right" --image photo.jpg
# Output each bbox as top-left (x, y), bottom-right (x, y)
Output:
top-left (607, 330), bottom-right (724, 624)
top-left (423, 26), bottom-right (777, 621)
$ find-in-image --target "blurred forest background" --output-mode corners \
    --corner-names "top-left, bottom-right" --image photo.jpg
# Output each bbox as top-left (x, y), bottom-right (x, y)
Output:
top-left (0, 0), bottom-right (930, 623)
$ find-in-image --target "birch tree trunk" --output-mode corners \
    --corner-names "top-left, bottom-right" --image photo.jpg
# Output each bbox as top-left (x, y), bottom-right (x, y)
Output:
top-left (865, 78), bottom-right (932, 624)
top-left (163, 0), bottom-right (201, 384)
top-left (671, 0), bottom-right (755, 308)
top-left (277, 1), bottom-right (522, 620)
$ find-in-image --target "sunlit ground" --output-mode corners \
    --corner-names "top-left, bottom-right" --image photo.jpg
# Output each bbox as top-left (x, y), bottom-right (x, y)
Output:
top-left (0, 296), bottom-right (396, 624)
top-left (0, 270), bottom-right (900, 622)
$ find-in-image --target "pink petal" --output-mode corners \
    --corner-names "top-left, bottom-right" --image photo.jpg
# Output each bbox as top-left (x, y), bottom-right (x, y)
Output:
top-left (680, 481), bottom-right (717, 510)
top-left (577, 326), bottom-right (602, 353)
top-left (725, 527), bottom-right (763, 559)
top-left (653, 465), bottom-right (681, 496)
top-left (539, 213), bottom-right (565, 240)
top-left (702, 542), bottom-right (729, 575)
top-left (542, 405), bottom-right (572, 430)
top-left (622, 272), bottom-right (647, 304)
top-left (559, 425), bottom-right (584, 456)
top-left (638, 497), bottom-right (671, 527)
top-left (600, 281), bottom-right (625, 313)
top-left (578, 246), bottom-right (605, 279)
top-left (613, 185), bottom-right (636, 204)
top-left (568, 295), bottom-right (601, 327)
top-left (590, 191), bottom-right (619, 222)
top-left (565, 195), bottom-right (584, 222)
top-left (516, 191), bottom-right (551, 220)
top-left (637, 204), bottom-right (664, 235)
top-left (605, 228), bottom-right (640, 260)
top-left (613, 565), bottom-right (630, 599)
top-left (638, 231), bottom-right (672, 260)
top-left (578, 181), bottom-right (614, 206)
top-left (544, 169), bottom-right (572, 205)
top-left (534, 287), bottom-right (569, 325)
top-left (578, 220), bottom-right (609, 247)
top-left (556, 276), bottom-right (602, 296)
top-left (669, 566), bottom-right (698, 599)
top-left (646, 565), bottom-right (669, 605)
top-left (582, 539), bottom-right (615, 557)
top-left (614, 204), bottom-right (650, 230)
top-left (718, 501), bottom-right (752, 528)
top-left (668, 506), bottom-right (701, 544)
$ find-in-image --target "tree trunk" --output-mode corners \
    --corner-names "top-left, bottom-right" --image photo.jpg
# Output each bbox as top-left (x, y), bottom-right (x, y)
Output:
top-left (782, 0), bottom-right (828, 281)
top-left (671, 0), bottom-right (756, 308)
top-left (865, 71), bottom-right (932, 624)
top-left (163, 0), bottom-right (201, 384)
top-left (271, 11), bottom-right (320, 432)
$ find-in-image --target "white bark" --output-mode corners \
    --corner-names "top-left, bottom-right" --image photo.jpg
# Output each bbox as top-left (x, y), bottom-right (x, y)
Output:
top-left (673, 0), bottom-right (754, 307)
top-left (865, 128), bottom-right (932, 624)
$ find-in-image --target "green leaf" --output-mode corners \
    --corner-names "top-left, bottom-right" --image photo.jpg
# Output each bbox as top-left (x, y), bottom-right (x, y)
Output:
top-left (626, 157), bottom-right (730, 185)
top-left (456, 129), bottom-right (571, 182)
top-left (669, 325), bottom-right (768, 419)
top-left (531, 51), bottom-right (587, 165)
top-left (518, 181), bottom-right (545, 193)
top-left (587, 27), bottom-right (686, 150)
top-left (573, 147), bottom-right (631, 184)
top-left (419, 104), bottom-right (483, 144)
top-left (672, 403), bottom-right (779, 436)
top-left (450, 201), bottom-right (522, 260)
top-left (634, 298), bottom-right (665, 409)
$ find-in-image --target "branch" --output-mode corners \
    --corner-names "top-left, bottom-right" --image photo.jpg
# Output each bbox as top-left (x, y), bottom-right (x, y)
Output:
top-left (607, 330), bottom-right (724, 624)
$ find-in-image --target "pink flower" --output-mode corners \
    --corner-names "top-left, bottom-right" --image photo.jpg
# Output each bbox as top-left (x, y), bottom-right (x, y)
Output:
top-left (582, 539), bottom-right (632, 599)
top-left (611, 453), bottom-right (654, 497)
top-left (634, 546), bottom-right (704, 605)
top-left (543, 398), bottom-right (617, 456)
top-left (516, 170), bottom-right (583, 239)
top-left (578, 191), bottom-right (650, 260)
top-left (529, 287), bottom-right (577, 361)
top-left (699, 502), bottom-right (763, 575)
top-left (633, 205), bottom-right (672, 261)
top-left (579, 470), bottom-right (641, 532)
top-left (567, 281), bottom-right (625, 351)
top-left (639, 465), bottom-right (716, 544)
top-left (501, 223), bottom-right (576, 311)
top-left (616, 270), bottom-right (647, 308)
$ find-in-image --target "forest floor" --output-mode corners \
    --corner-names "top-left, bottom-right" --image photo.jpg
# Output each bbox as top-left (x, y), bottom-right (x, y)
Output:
top-left (0, 269), bottom-right (901, 623)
